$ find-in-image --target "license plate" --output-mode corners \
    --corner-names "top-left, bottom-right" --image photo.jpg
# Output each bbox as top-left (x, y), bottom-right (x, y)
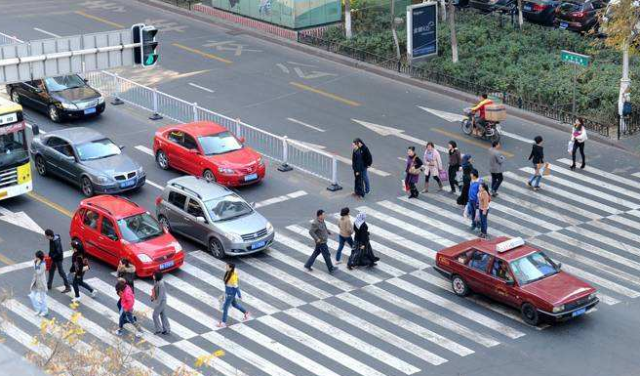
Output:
top-left (251, 240), bottom-right (266, 250)
top-left (120, 179), bottom-right (136, 188)
top-left (244, 173), bottom-right (258, 182)
top-left (524, 5), bottom-right (532, 10)
top-left (572, 308), bottom-right (586, 317)
top-left (0, 190), bottom-right (6, 199)
top-left (84, 107), bottom-right (97, 115)
top-left (560, 22), bottom-right (569, 29)
top-left (159, 260), bottom-right (174, 270)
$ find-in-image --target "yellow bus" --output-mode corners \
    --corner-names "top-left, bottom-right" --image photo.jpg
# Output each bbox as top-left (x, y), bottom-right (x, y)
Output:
top-left (0, 96), bottom-right (32, 201)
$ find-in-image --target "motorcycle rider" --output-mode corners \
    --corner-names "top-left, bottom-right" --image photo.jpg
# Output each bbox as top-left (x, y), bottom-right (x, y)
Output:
top-left (470, 94), bottom-right (493, 135)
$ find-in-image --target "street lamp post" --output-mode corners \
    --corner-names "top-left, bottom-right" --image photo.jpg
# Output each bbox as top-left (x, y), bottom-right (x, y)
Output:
top-left (618, 41), bottom-right (631, 134)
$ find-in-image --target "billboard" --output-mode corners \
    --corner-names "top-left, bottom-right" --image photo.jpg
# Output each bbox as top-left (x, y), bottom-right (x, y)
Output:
top-left (406, 2), bottom-right (438, 60)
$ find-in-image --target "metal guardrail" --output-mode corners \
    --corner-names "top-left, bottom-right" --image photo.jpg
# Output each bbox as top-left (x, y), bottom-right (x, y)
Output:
top-left (82, 71), bottom-right (342, 190)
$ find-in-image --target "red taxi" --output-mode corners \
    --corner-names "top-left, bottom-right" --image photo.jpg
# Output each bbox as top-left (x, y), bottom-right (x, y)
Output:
top-left (435, 237), bottom-right (599, 325)
top-left (70, 195), bottom-right (184, 277)
top-left (153, 121), bottom-right (266, 187)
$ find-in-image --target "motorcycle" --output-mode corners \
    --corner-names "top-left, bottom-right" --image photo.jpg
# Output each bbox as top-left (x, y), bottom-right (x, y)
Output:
top-left (461, 107), bottom-right (501, 143)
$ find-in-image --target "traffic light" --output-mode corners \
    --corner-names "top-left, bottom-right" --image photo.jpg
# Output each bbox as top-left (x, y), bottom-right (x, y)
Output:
top-left (132, 24), bottom-right (158, 68)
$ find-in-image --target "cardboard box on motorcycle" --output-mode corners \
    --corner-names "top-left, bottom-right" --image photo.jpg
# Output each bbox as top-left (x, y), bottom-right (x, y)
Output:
top-left (485, 104), bottom-right (507, 122)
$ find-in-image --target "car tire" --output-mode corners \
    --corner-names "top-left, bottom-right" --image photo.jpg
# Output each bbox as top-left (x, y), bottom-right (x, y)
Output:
top-left (451, 274), bottom-right (470, 297)
top-left (521, 302), bottom-right (540, 326)
top-left (156, 150), bottom-right (169, 170)
top-left (203, 169), bottom-right (216, 183)
top-left (10, 89), bottom-right (20, 104)
top-left (35, 155), bottom-right (47, 176)
top-left (158, 215), bottom-right (171, 233)
top-left (81, 176), bottom-right (95, 197)
top-left (48, 105), bottom-right (61, 123)
top-left (208, 237), bottom-right (225, 259)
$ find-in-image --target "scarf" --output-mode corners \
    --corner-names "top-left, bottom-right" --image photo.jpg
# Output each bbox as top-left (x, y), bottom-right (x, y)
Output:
top-left (425, 149), bottom-right (434, 162)
top-left (354, 213), bottom-right (366, 229)
top-left (461, 154), bottom-right (472, 168)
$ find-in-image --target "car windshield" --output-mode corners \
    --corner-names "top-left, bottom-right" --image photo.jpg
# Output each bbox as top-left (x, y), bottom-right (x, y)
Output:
top-left (509, 251), bottom-right (559, 285)
top-left (0, 128), bottom-right (28, 168)
top-left (76, 138), bottom-right (121, 161)
top-left (204, 194), bottom-right (252, 222)
top-left (44, 75), bottom-right (86, 92)
top-left (198, 132), bottom-right (243, 156)
top-left (118, 213), bottom-right (164, 243)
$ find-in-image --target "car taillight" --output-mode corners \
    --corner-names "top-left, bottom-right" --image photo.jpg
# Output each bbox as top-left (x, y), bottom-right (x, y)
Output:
top-left (155, 196), bottom-right (162, 206)
top-left (533, 3), bottom-right (547, 11)
top-left (572, 11), bottom-right (585, 17)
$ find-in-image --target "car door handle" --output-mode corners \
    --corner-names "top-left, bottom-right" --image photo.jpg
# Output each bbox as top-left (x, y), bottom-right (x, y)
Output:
top-left (183, 217), bottom-right (190, 221)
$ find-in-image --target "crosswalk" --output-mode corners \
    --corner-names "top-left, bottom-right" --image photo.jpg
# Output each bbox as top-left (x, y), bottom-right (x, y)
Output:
top-left (3, 160), bottom-right (640, 375)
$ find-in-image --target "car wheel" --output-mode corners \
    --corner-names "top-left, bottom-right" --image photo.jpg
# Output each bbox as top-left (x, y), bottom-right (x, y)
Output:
top-left (208, 237), bottom-right (225, 259)
top-left (158, 215), bottom-right (171, 232)
top-left (10, 89), bottom-right (20, 104)
top-left (35, 155), bottom-right (47, 176)
top-left (81, 176), bottom-right (95, 197)
top-left (521, 302), bottom-right (540, 326)
top-left (156, 150), bottom-right (169, 170)
top-left (48, 105), bottom-right (60, 123)
top-left (203, 169), bottom-right (216, 183)
top-left (451, 275), bottom-right (470, 296)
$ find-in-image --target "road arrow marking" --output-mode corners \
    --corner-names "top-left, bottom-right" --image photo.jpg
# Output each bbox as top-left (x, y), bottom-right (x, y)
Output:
top-left (0, 206), bottom-right (44, 234)
top-left (351, 119), bottom-right (448, 153)
top-left (286, 118), bottom-right (325, 132)
top-left (292, 67), bottom-right (336, 80)
top-left (276, 63), bottom-right (290, 74)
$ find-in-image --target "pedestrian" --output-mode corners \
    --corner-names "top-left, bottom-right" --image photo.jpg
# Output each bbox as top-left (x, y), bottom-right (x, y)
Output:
top-left (423, 142), bottom-right (444, 193)
top-left (570, 118), bottom-right (587, 170)
top-left (456, 154), bottom-right (474, 206)
top-left (527, 136), bottom-right (544, 191)
top-left (351, 139), bottom-right (366, 199)
top-left (336, 207), bottom-right (354, 265)
top-left (467, 170), bottom-right (481, 231)
top-left (347, 213), bottom-right (379, 270)
top-left (489, 140), bottom-right (505, 197)
top-left (404, 146), bottom-right (423, 199)
top-left (304, 210), bottom-right (337, 273)
top-left (45, 229), bottom-right (71, 293)
top-left (478, 182), bottom-right (491, 238)
top-left (218, 263), bottom-right (250, 328)
top-left (115, 280), bottom-right (141, 337)
top-left (151, 271), bottom-right (170, 335)
top-left (356, 138), bottom-right (373, 195)
top-left (447, 141), bottom-right (461, 194)
top-left (70, 254), bottom-right (97, 302)
top-left (29, 250), bottom-right (49, 317)
top-left (117, 258), bottom-right (136, 290)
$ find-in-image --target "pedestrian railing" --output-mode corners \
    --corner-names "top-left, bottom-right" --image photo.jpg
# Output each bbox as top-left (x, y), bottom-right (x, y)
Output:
top-left (82, 71), bottom-right (343, 191)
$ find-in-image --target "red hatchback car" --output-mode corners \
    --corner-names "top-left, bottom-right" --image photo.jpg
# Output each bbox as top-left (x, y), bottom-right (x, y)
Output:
top-left (153, 121), bottom-right (266, 187)
top-left (70, 195), bottom-right (184, 277)
top-left (435, 237), bottom-right (599, 326)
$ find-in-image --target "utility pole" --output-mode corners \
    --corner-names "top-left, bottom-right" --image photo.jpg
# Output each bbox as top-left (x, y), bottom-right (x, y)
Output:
top-left (391, 0), bottom-right (402, 61)
top-left (345, 0), bottom-right (353, 39)
top-left (449, 0), bottom-right (458, 63)
top-left (618, 41), bottom-right (631, 133)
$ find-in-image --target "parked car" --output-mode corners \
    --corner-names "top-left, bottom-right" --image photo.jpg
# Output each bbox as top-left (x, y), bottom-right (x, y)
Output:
top-left (70, 195), bottom-right (184, 277)
top-left (553, 0), bottom-right (604, 32)
top-left (523, 0), bottom-right (561, 24)
top-left (156, 176), bottom-right (275, 259)
top-left (470, 0), bottom-right (516, 13)
top-left (6, 74), bottom-right (105, 123)
top-left (30, 127), bottom-right (146, 197)
top-left (153, 121), bottom-right (266, 187)
top-left (435, 237), bottom-right (599, 326)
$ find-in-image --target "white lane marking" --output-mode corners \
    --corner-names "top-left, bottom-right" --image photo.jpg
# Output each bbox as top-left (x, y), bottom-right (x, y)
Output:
top-left (89, 278), bottom-right (198, 340)
top-left (311, 300), bottom-right (448, 366)
top-left (0, 310), bottom-right (53, 358)
top-left (495, 192), bottom-right (583, 226)
top-left (489, 200), bottom-right (563, 232)
top-left (146, 179), bottom-right (164, 190)
top-left (610, 210), bottom-right (640, 232)
top-left (135, 145), bottom-right (154, 156)
top-left (0, 206), bottom-right (45, 234)
top-left (557, 159), bottom-right (639, 189)
top-left (566, 225), bottom-right (640, 258)
top-left (633, 172), bottom-right (640, 178)
top-left (276, 63), bottom-right (290, 74)
top-left (387, 278), bottom-right (525, 339)
top-left (181, 257), bottom-right (280, 315)
top-left (253, 190), bottom-right (307, 209)
top-left (25, 122), bottom-right (47, 134)
top-left (33, 27), bottom-right (61, 38)
top-left (587, 220), bottom-right (640, 246)
top-left (286, 117), bottom-right (326, 132)
top-left (548, 164), bottom-right (640, 202)
top-left (352, 118), bottom-right (448, 154)
top-left (188, 82), bottom-right (215, 93)
top-left (337, 293), bottom-right (474, 356)
top-left (365, 285), bottom-right (500, 348)
top-left (0, 250), bottom-right (72, 276)
top-left (500, 131), bottom-right (534, 143)
top-left (169, 340), bottom-right (249, 376)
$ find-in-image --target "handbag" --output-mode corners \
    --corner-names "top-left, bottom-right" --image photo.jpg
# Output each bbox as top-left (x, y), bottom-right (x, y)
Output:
top-left (408, 166), bottom-right (421, 175)
top-left (438, 169), bottom-right (448, 181)
top-left (44, 256), bottom-right (52, 271)
top-left (543, 162), bottom-right (551, 176)
top-left (401, 179), bottom-right (408, 192)
top-left (567, 140), bottom-right (574, 154)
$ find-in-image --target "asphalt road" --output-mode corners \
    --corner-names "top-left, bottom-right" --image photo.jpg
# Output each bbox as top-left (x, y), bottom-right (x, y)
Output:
top-left (1, 1), bottom-right (640, 376)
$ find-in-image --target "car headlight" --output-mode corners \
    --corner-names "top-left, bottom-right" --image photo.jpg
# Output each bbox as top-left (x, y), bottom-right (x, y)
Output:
top-left (137, 254), bottom-right (153, 263)
top-left (552, 305), bottom-right (565, 313)
top-left (172, 242), bottom-right (183, 253)
top-left (97, 96), bottom-right (105, 104)
top-left (136, 166), bottom-right (145, 176)
top-left (95, 175), bottom-right (112, 184)
top-left (218, 167), bottom-right (235, 174)
top-left (266, 222), bottom-right (274, 233)
top-left (226, 232), bottom-right (243, 243)
top-left (60, 102), bottom-right (78, 110)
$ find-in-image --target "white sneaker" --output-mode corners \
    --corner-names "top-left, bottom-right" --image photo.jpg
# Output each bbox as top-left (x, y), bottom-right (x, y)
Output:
top-left (134, 331), bottom-right (143, 338)
top-left (90, 290), bottom-right (97, 298)
top-left (72, 296), bottom-right (81, 303)
top-left (38, 311), bottom-right (48, 317)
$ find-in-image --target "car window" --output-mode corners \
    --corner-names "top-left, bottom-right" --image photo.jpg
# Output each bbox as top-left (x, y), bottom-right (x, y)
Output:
top-left (76, 138), bottom-right (121, 161)
top-left (117, 213), bottom-right (164, 243)
top-left (43, 75), bottom-right (86, 92)
top-left (83, 209), bottom-right (100, 230)
top-left (559, 1), bottom-right (581, 11)
top-left (168, 191), bottom-right (187, 209)
top-left (198, 131), bottom-right (243, 156)
top-left (204, 194), bottom-right (253, 222)
top-left (491, 259), bottom-right (514, 282)
top-left (168, 130), bottom-right (184, 144)
top-left (182, 134), bottom-right (198, 150)
top-left (186, 198), bottom-right (205, 218)
top-left (46, 137), bottom-right (74, 157)
top-left (456, 250), bottom-right (474, 264)
top-left (101, 217), bottom-right (118, 241)
top-left (468, 250), bottom-right (492, 272)
top-left (509, 251), bottom-right (559, 285)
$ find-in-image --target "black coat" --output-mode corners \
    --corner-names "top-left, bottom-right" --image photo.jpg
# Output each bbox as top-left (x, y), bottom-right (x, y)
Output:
top-left (348, 223), bottom-right (379, 268)
top-left (457, 163), bottom-right (474, 206)
top-left (353, 222), bottom-right (370, 244)
top-left (361, 144), bottom-right (373, 168)
top-left (529, 145), bottom-right (544, 165)
top-left (352, 148), bottom-right (366, 173)
top-left (49, 234), bottom-right (64, 262)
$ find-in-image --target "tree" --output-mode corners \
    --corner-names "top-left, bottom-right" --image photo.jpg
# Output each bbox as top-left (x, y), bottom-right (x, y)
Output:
top-left (448, 0), bottom-right (459, 63)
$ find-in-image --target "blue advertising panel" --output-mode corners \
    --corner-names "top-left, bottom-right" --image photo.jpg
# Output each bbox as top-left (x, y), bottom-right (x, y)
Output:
top-left (407, 2), bottom-right (437, 60)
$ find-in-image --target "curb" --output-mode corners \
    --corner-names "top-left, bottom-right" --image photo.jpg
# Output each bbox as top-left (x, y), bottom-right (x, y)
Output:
top-left (136, 0), bottom-right (639, 156)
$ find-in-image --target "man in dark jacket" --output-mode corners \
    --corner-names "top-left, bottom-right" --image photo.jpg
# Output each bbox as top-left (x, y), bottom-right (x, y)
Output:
top-left (304, 210), bottom-right (336, 273)
top-left (356, 139), bottom-right (373, 195)
top-left (351, 140), bottom-right (366, 198)
top-left (45, 229), bottom-right (71, 292)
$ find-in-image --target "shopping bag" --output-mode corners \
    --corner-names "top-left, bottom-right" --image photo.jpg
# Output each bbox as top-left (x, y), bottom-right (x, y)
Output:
top-left (567, 140), bottom-right (574, 154)
top-left (543, 162), bottom-right (551, 176)
top-left (44, 256), bottom-right (52, 271)
top-left (401, 179), bottom-right (408, 192)
top-left (438, 169), bottom-right (448, 181)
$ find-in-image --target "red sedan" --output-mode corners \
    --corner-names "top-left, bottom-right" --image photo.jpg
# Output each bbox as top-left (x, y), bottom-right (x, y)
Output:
top-left (435, 237), bottom-right (599, 326)
top-left (70, 195), bottom-right (184, 278)
top-left (153, 121), bottom-right (266, 187)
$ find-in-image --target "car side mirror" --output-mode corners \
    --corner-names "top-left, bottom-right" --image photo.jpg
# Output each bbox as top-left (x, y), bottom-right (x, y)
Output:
top-left (506, 280), bottom-right (515, 286)
top-left (119, 145), bottom-right (125, 150)
top-left (238, 136), bottom-right (246, 143)
top-left (196, 216), bottom-right (206, 223)
top-left (31, 124), bottom-right (40, 136)
top-left (83, 78), bottom-right (89, 83)
top-left (64, 155), bottom-right (76, 163)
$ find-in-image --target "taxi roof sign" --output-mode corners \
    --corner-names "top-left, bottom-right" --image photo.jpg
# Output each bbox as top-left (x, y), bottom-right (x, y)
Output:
top-left (496, 237), bottom-right (526, 253)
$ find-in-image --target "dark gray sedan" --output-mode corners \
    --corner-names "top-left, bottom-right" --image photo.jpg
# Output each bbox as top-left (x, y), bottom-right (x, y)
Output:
top-left (30, 127), bottom-right (145, 196)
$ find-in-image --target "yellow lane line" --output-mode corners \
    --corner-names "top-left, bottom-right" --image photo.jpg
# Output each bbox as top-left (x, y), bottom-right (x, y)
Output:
top-left (74, 10), bottom-right (125, 29)
top-left (27, 192), bottom-right (73, 218)
top-left (289, 82), bottom-right (361, 107)
top-left (0, 252), bottom-right (14, 265)
top-left (172, 43), bottom-right (233, 65)
top-left (431, 128), bottom-right (514, 158)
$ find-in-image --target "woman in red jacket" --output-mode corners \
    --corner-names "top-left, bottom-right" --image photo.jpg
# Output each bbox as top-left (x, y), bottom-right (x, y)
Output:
top-left (116, 280), bottom-right (141, 337)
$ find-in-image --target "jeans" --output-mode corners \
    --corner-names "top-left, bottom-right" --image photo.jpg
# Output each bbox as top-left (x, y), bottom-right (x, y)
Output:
top-left (119, 310), bottom-right (135, 329)
top-left (47, 260), bottom-right (70, 290)
top-left (221, 286), bottom-right (246, 323)
top-left (29, 291), bottom-right (47, 315)
top-left (362, 168), bottom-right (370, 194)
top-left (491, 173), bottom-right (503, 194)
top-left (304, 243), bottom-right (334, 272)
top-left (479, 209), bottom-right (489, 235)
top-left (529, 174), bottom-right (542, 188)
top-left (467, 201), bottom-right (478, 229)
top-left (72, 276), bottom-right (94, 298)
top-left (336, 235), bottom-right (353, 262)
top-left (572, 141), bottom-right (585, 166)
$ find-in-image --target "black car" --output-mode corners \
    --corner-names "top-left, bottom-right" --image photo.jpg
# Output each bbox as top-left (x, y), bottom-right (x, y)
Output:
top-left (522, 0), bottom-right (561, 24)
top-left (470, 0), bottom-right (516, 13)
top-left (553, 0), bottom-right (603, 32)
top-left (6, 74), bottom-right (105, 123)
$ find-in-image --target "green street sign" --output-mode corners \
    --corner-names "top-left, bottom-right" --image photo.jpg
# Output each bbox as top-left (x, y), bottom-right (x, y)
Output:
top-left (561, 50), bottom-right (590, 67)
